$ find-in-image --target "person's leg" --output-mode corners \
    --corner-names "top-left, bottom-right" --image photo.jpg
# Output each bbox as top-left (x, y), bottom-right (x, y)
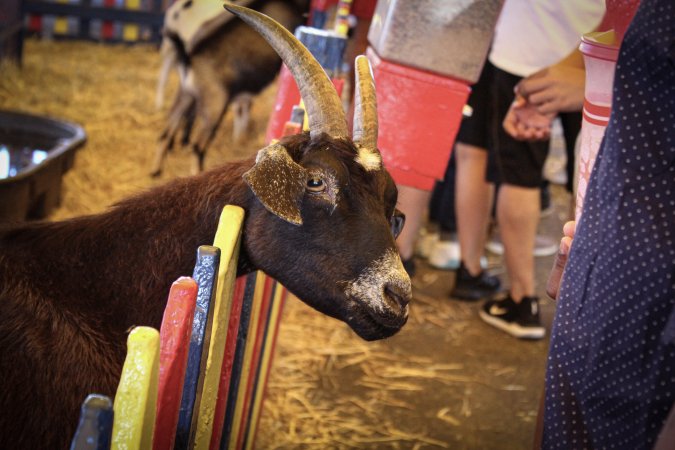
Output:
top-left (427, 153), bottom-right (461, 269)
top-left (491, 64), bottom-right (549, 303)
top-left (450, 142), bottom-right (500, 300)
top-left (455, 142), bottom-right (494, 275)
top-left (395, 184), bottom-right (432, 271)
top-left (449, 62), bottom-right (501, 300)
top-left (479, 64), bottom-right (547, 339)
top-left (430, 152), bottom-right (458, 234)
top-left (497, 184), bottom-right (539, 300)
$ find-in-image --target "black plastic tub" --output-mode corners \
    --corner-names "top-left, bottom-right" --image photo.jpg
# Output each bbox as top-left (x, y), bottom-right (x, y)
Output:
top-left (0, 110), bottom-right (86, 222)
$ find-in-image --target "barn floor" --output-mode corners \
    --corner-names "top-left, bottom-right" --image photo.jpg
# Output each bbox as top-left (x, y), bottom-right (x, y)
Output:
top-left (0, 40), bottom-right (569, 449)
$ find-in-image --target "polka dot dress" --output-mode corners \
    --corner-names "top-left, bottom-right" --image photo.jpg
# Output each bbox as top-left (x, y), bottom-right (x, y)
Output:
top-left (543, 0), bottom-right (675, 448)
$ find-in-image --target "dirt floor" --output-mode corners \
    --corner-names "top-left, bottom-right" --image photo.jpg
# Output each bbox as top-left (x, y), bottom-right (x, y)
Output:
top-left (0, 40), bottom-right (571, 449)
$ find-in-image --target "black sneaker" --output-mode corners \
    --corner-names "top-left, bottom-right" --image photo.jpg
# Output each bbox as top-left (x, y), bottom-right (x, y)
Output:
top-left (450, 262), bottom-right (501, 301)
top-left (479, 295), bottom-right (545, 339)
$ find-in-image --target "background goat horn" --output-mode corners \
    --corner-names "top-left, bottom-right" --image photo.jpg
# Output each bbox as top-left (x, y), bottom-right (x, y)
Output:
top-left (224, 3), bottom-right (349, 140)
top-left (352, 55), bottom-right (379, 152)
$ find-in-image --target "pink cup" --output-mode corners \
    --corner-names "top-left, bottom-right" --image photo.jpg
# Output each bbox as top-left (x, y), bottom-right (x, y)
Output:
top-left (576, 31), bottom-right (619, 220)
top-left (575, 0), bottom-right (641, 219)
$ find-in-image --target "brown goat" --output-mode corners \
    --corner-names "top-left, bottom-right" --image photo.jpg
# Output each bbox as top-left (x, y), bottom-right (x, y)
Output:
top-left (0, 5), bottom-right (411, 449)
top-left (152, 0), bottom-right (308, 176)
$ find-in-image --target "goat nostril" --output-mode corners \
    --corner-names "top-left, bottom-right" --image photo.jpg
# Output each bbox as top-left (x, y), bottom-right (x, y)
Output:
top-left (384, 283), bottom-right (410, 311)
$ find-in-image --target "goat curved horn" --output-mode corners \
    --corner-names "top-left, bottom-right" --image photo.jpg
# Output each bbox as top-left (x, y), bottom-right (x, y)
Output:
top-left (224, 3), bottom-right (348, 140)
top-left (352, 55), bottom-right (379, 152)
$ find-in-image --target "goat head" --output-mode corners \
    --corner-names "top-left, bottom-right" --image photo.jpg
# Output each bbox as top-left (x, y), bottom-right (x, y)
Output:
top-left (226, 4), bottom-right (412, 340)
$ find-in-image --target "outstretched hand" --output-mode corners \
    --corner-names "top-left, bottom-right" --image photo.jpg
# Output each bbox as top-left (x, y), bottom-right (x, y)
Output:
top-left (502, 94), bottom-right (554, 141)
top-left (546, 221), bottom-right (576, 300)
top-left (515, 65), bottom-right (586, 115)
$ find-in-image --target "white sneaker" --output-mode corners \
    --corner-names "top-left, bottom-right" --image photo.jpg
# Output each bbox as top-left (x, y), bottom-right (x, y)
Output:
top-left (532, 235), bottom-right (559, 257)
top-left (428, 240), bottom-right (488, 270)
top-left (416, 230), bottom-right (439, 259)
top-left (428, 240), bottom-right (461, 269)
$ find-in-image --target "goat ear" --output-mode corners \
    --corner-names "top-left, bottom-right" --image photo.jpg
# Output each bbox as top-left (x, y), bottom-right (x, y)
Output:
top-left (243, 143), bottom-right (307, 225)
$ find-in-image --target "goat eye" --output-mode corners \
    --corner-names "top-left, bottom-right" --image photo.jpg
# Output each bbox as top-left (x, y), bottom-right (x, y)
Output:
top-left (306, 177), bottom-right (326, 193)
top-left (391, 209), bottom-right (405, 239)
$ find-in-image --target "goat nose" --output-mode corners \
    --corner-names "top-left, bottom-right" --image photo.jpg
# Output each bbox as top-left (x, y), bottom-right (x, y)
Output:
top-left (383, 282), bottom-right (411, 313)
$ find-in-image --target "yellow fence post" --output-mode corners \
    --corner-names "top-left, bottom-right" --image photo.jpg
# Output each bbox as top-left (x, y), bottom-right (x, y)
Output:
top-left (111, 326), bottom-right (160, 450)
top-left (192, 205), bottom-right (245, 449)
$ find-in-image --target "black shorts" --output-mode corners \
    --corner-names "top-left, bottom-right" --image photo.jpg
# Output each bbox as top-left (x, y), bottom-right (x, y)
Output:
top-left (457, 61), bottom-right (550, 188)
top-left (456, 59), bottom-right (493, 150)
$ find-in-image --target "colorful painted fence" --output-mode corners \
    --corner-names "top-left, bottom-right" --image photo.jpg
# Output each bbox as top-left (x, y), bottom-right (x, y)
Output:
top-left (69, 205), bottom-right (289, 450)
top-left (21, 0), bottom-right (167, 42)
top-left (64, 16), bottom-right (347, 447)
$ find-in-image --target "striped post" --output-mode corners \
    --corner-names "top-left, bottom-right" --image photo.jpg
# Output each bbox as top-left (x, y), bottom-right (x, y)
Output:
top-left (208, 275), bottom-right (249, 450)
top-left (111, 326), bottom-right (160, 450)
top-left (233, 278), bottom-right (273, 450)
top-left (70, 394), bottom-right (114, 450)
top-left (220, 273), bottom-right (267, 449)
top-left (153, 277), bottom-right (199, 450)
top-left (175, 246), bottom-right (221, 449)
top-left (226, 275), bottom-right (275, 449)
top-left (191, 205), bottom-right (245, 449)
top-left (242, 281), bottom-right (288, 450)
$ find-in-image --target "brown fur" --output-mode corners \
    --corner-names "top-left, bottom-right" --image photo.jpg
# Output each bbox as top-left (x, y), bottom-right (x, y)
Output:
top-left (0, 133), bottom-right (405, 449)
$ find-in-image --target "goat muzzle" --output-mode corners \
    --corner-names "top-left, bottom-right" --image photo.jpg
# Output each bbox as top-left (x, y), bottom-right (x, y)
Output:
top-left (376, 281), bottom-right (411, 328)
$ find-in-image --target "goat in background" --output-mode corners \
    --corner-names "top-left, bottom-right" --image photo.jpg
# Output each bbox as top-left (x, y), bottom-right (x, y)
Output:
top-left (0, 4), bottom-right (411, 449)
top-left (152, 0), bottom-right (309, 176)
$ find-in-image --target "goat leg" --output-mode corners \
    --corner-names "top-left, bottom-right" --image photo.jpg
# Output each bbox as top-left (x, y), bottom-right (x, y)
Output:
top-left (181, 102), bottom-right (196, 147)
top-left (188, 68), bottom-right (229, 175)
top-left (231, 92), bottom-right (253, 144)
top-left (155, 37), bottom-right (176, 110)
top-left (152, 91), bottom-right (195, 177)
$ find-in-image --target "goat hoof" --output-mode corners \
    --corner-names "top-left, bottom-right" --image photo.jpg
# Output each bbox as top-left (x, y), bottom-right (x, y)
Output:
top-left (150, 169), bottom-right (162, 178)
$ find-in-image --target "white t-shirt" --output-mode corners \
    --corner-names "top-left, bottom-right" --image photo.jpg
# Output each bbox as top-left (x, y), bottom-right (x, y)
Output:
top-left (489, 0), bottom-right (605, 77)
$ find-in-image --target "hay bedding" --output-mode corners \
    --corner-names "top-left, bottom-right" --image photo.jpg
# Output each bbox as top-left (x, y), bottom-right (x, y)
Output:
top-left (0, 40), bottom-right (542, 449)
top-left (0, 39), bottom-right (269, 217)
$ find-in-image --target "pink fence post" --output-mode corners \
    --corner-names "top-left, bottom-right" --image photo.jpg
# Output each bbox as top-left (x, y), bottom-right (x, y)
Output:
top-left (153, 277), bottom-right (198, 450)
